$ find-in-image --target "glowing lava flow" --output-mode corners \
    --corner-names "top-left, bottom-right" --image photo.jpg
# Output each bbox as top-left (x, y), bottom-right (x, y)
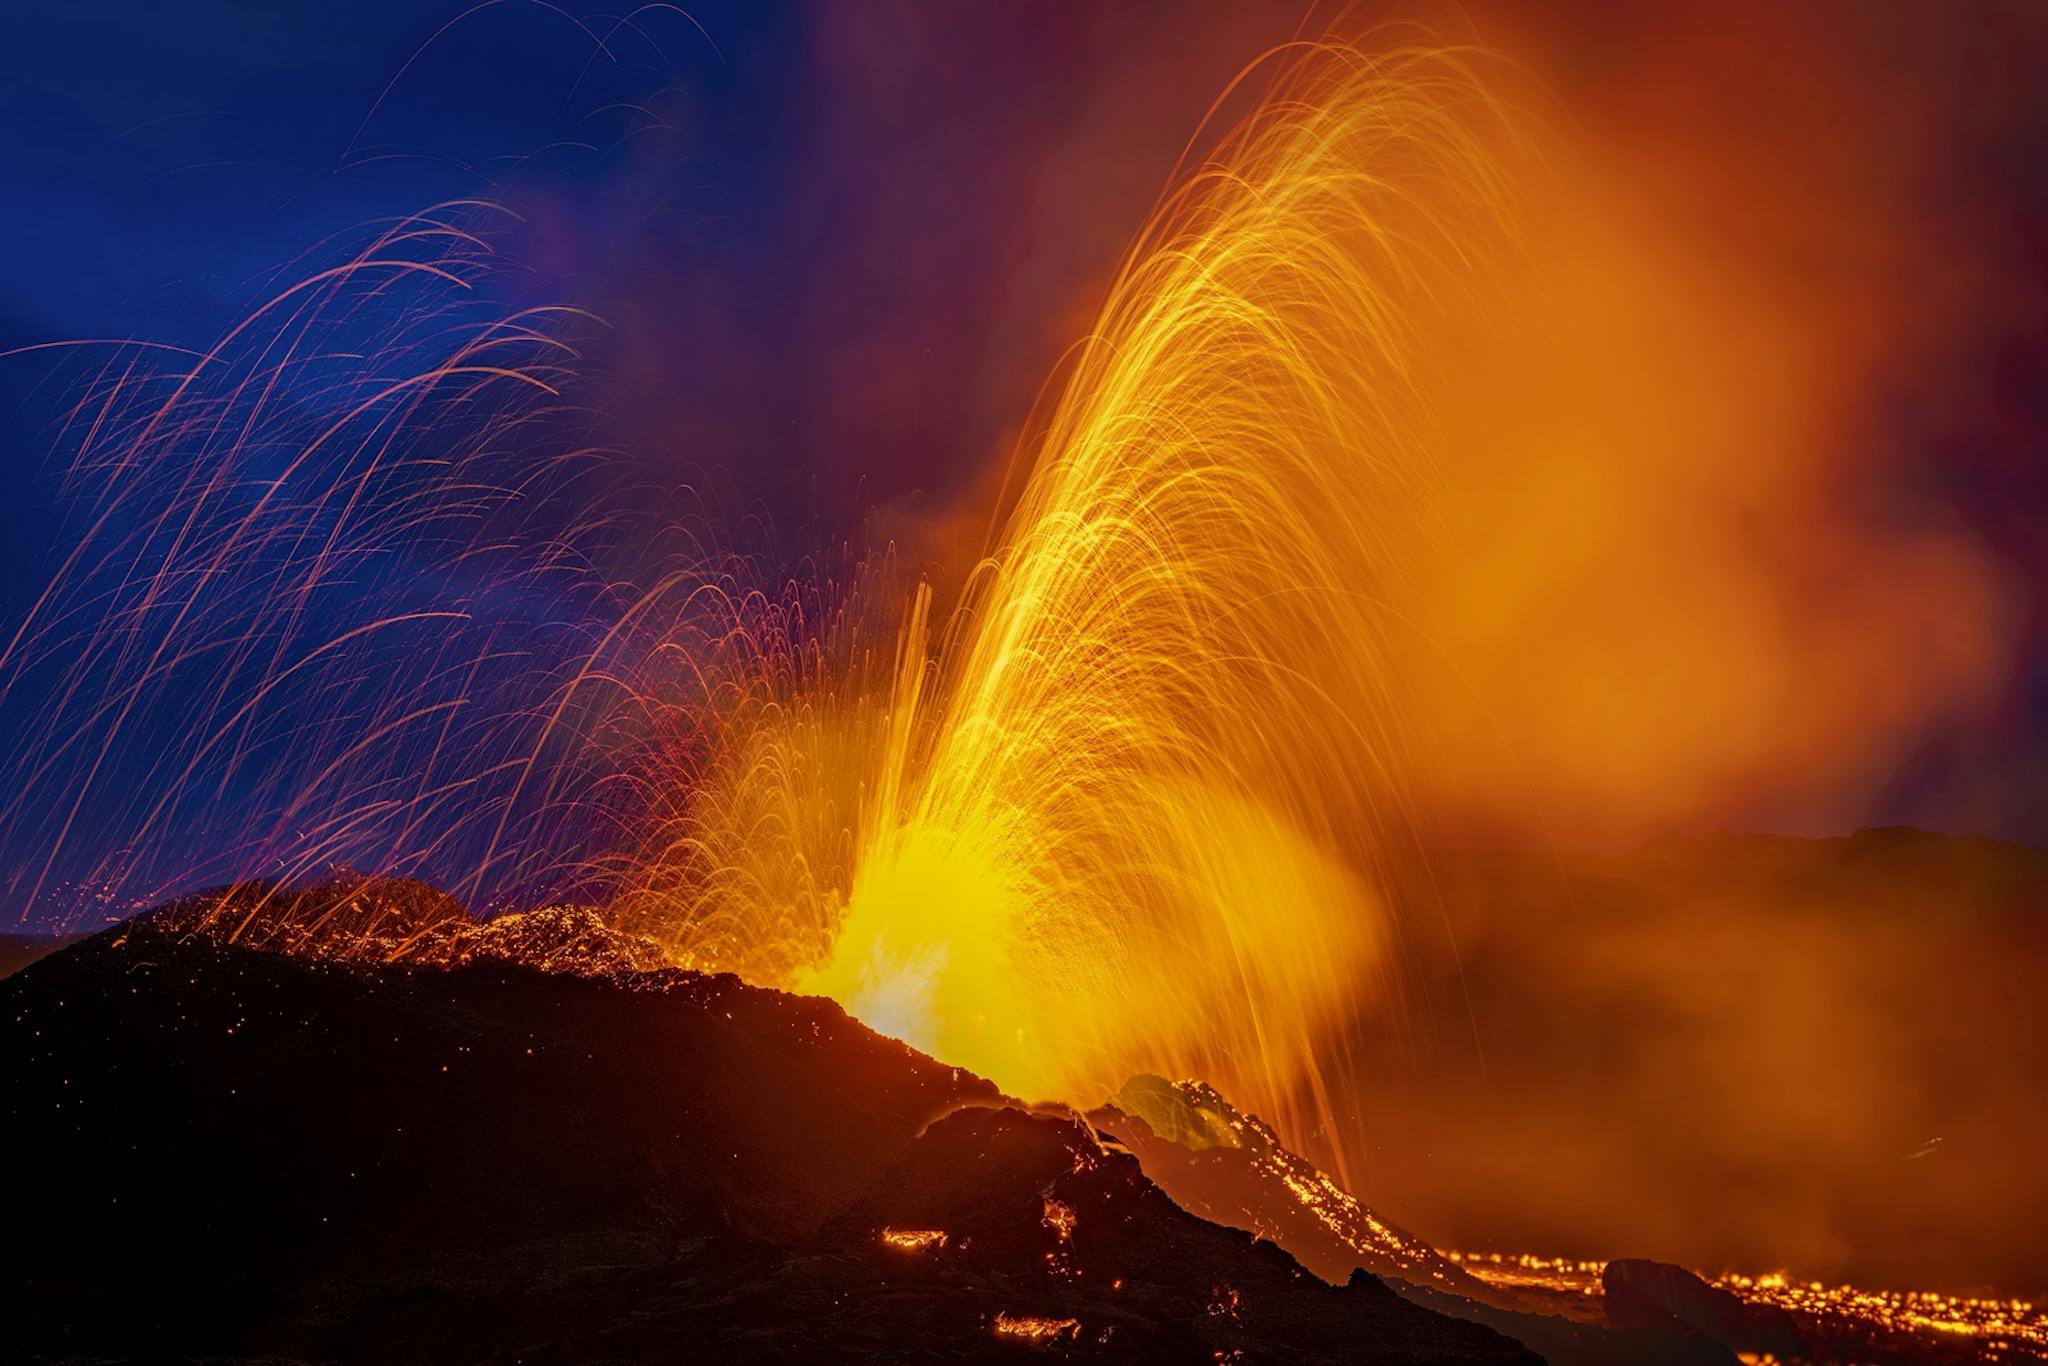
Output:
top-left (1449, 1252), bottom-right (2048, 1363)
top-left (628, 41), bottom-right (1525, 1189)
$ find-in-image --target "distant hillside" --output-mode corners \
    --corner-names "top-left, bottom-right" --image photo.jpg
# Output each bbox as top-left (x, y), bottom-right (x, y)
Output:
top-left (1344, 828), bottom-right (2048, 1298)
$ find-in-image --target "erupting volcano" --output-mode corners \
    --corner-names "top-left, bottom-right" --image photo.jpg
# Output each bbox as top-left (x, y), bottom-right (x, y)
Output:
top-left (4, 3), bottom-right (2045, 1364)
top-left (608, 44), bottom-right (1522, 1183)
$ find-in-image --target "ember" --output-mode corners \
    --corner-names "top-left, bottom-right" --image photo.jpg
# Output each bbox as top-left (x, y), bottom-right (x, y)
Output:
top-left (992, 1312), bottom-right (1081, 1344)
top-left (879, 1228), bottom-right (948, 1252)
top-left (1041, 1196), bottom-right (1076, 1242)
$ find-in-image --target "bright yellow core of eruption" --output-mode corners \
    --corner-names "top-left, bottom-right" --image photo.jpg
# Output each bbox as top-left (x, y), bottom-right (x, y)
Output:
top-left (802, 819), bottom-right (1023, 1071)
top-left (629, 41), bottom-right (1521, 1186)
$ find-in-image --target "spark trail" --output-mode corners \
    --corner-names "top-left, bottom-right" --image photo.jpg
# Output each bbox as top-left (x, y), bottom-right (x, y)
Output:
top-left (5, 39), bottom-right (1526, 1193)
top-left (622, 42), bottom-right (1526, 1188)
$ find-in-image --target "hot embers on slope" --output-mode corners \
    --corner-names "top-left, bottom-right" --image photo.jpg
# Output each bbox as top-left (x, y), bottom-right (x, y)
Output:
top-left (4, 878), bottom-right (1533, 1365)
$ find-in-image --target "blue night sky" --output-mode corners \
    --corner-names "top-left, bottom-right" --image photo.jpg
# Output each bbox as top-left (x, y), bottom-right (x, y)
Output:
top-left (1, 1), bottom-right (2045, 921)
top-left (0, 2), bottom-right (1314, 563)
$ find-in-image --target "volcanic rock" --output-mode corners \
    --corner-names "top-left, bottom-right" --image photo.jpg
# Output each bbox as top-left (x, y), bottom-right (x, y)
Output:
top-left (404, 902), bottom-right (671, 975)
top-left (0, 930), bottom-right (78, 977)
top-left (1603, 1258), bottom-right (1808, 1361)
top-left (5, 900), bottom-right (1539, 1364)
top-left (829, 1104), bottom-right (1537, 1363)
top-left (1096, 1074), bottom-right (1480, 1292)
top-left (137, 876), bottom-right (669, 975)
top-left (1097, 1076), bottom-right (1757, 1366)
top-left (1396, 1280), bottom-right (1742, 1366)
top-left (137, 872), bottom-right (471, 963)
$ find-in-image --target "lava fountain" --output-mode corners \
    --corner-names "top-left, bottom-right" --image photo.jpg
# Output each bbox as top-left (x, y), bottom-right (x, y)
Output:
top-left (3, 36), bottom-right (1528, 1196)
top-left (619, 41), bottom-right (1528, 1187)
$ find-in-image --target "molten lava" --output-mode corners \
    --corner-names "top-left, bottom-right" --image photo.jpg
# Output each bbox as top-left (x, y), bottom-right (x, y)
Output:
top-left (0, 28), bottom-right (1522, 1201)
top-left (992, 1312), bottom-right (1082, 1344)
top-left (619, 42), bottom-right (1525, 1193)
top-left (880, 1228), bottom-right (949, 1253)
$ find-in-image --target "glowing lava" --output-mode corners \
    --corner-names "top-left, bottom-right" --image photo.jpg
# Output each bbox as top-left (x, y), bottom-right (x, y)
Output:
top-left (1449, 1252), bottom-right (2048, 1364)
top-left (992, 1312), bottom-right (1082, 1344)
top-left (5, 34), bottom-right (1526, 1201)
top-left (879, 1228), bottom-right (949, 1253)
top-left (626, 40), bottom-right (1525, 1190)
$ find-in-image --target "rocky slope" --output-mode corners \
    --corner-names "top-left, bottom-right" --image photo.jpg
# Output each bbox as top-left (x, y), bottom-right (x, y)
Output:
top-left (5, 881), bottom-right (1535, 1364)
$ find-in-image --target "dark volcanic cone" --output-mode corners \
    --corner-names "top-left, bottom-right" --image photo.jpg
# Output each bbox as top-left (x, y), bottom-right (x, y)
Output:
top-left (828, 1104), bottom-right (1533, 1363)
top-left (135, 874), bottom-right (671, 975)
top-left (137, 872), bottom-right (473, 962)
top-left (5, 887), bottom-right (1537, 1364)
